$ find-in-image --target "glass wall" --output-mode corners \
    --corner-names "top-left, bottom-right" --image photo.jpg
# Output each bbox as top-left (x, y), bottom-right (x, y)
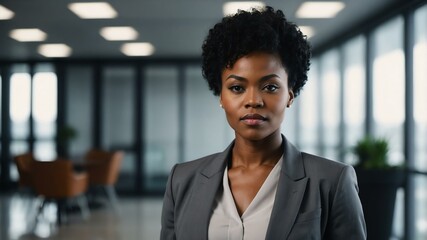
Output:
top-left (413, 4), bottom-right (427, 239)
top-left (9, 65), bottom-right (31, 180)
top-left (32, 64), bottom-right (57, 161)
top-left (372, 17), bottom-right (405, 166)
top-left (66, 65), bottom-right (93, 158)
top-left (143, 66), bottom-right (179, 191)
top-left (280, 80), bottom-right (298, 144)
top-left (298, 59), bottom-right (319, 155)
top-left (8, 63), bottom-right (58, 180)
top-left (371, 18), bottom-right (405, 236)
top-left (103, 66), bottom-right (136, 191)
top-left (183, 66), bottom-right (233, 162)
top-left (319, 50), bottom-right (341, 160)
top-left (342, 36), bottom-right (366, 164)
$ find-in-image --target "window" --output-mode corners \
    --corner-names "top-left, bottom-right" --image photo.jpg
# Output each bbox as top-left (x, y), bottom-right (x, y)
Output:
top-left (372, 17), bottom-right (405, 166)
top-left (143, 66), bottom-right (179, 191)
top-left (10, 72), bottom-right (31, 140)
top-left (66, 66), bottom-right (93, 157)
top-left (343, 36), bottom-right (366, 164)
top-left (33, 69), bottom-right (57, 161)
top-left (103, 66), bottom-right (136, 191)
top-left (372, 16), bottom-right (405, 238)
top-left (183, 66), bottom-right (233, 162)
top-left (298, 59), bottom-right (319, 154)
top-left (413, 4), bottom-right (427, 239)
top-left (320, 50), bottom-right (341, 160)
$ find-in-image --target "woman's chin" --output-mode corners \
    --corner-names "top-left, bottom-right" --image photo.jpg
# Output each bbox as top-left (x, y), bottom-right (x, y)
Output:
top-left (235, 129), bottom-right (279, 142)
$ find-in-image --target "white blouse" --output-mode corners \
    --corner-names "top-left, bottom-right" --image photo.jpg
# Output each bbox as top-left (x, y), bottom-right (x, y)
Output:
top-left (208, 157), bottom-right (283, 240)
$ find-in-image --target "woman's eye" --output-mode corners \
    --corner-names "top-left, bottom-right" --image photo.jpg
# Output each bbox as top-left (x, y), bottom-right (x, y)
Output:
top-left (229, 86), bottom-right (244, 93)
top-left (264, 84), bottom-right (279, 92)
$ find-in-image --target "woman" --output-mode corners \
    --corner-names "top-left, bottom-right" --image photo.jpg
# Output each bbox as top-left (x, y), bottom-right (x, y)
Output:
top-left (161, 6), bottom-right (366, 240)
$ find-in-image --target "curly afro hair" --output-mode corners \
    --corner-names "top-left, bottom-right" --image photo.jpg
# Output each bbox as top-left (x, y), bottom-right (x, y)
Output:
top-left (202, 6), bottom-right (311, 97)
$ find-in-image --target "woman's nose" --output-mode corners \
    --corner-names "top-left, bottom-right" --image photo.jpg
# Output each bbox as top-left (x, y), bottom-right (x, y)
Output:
top-left (244, 89), bottom-right (264, 108)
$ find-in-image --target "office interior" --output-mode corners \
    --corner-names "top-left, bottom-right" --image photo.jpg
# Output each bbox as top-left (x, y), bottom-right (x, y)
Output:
top-left (0, 0), bottom-right (427, 239)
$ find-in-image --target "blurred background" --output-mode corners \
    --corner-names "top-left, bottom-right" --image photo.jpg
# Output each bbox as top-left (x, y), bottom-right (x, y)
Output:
top-left (0, 0), bottom-right (426, 239)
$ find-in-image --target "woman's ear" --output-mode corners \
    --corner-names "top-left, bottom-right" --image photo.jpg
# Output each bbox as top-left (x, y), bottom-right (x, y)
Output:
top-left (287, 90), bottom-right (294, 108)
top-left (219, 95), bottom-right (223, 108)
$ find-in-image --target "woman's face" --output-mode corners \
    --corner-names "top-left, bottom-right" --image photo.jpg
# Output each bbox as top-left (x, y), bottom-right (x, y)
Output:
top-left (220, 52), bottom-right (294, 141)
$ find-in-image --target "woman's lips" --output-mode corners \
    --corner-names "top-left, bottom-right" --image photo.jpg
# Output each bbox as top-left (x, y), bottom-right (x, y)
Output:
top-left (240, 114), bottom-right (267, 126)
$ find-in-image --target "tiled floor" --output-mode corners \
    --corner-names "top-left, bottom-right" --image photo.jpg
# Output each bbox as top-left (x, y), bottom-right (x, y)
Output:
top-left (0, 193), bottom-right (163, 240)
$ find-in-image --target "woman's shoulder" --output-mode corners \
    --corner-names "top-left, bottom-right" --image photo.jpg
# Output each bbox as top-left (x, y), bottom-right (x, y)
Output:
top-left (171, 152), bottom-right (225, 179)
top-left (300, 152), bottom-right (355, 179)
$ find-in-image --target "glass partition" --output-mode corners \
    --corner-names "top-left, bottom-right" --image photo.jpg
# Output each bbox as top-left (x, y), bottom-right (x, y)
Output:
top-left (372, 16), bottom-right (405, 238)
top-left (343, 36), bottom-right (366, 164)
top-left (9, 65), bottom-right (31, 180)
top-left (32, 66), bottom-right (57, 161)
top-left (413, 4), bottom-right (427, 239)
top-left (372, 16), bottom-right (405, 166)
top-left (66, 65), bottom-right (93, 158)
top-left (320, 50), bottom-right (341, 160)
top-left (280, 79), bottom-right (298, 144)
top-left (183, 66), bottom-right (233, 162)
top-left (10, 72), bottom-right (31, 141)
top-left (143, 66), bottom-right (179, 191)
top-left (298, 59), bottom-right (319, 154)
top-left (102, 66), bottom-right (136, 191)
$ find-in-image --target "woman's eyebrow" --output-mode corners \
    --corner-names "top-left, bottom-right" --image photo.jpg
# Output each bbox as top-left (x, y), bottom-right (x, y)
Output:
top-left (259, 74), bottom-right (280, 82)
top-left (226, 74), bottom-right (246, 81)
top-left (226, 74), bottom-right (280, 82)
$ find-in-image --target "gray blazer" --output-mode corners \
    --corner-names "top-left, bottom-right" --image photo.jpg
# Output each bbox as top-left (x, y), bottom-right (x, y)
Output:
top-left (161, 136), bottom-right (367, 240)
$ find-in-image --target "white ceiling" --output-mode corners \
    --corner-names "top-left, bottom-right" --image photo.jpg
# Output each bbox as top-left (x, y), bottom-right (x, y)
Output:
top-left (0, 0), bottom-right (403, 61)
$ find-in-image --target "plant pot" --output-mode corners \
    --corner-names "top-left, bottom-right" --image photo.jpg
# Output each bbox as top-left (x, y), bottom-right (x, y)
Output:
top-left (355, 168), bottom-right (405, 240)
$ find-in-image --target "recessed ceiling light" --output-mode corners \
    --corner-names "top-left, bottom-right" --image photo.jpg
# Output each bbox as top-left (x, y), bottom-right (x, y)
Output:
top-left (10, 28), bottom-right (47, 42)
top-left (68, 2), bottom-right (117, 19)
top-left (296, 1), bottom-right (345, 18)
top-left (299, 26), bottom-right (315, 38)
top-left (38, 44), bottom-right (72, 58)
top-left (121, 43), bottom-right (155, 56)
top-left (100, 26), bottom-right (138, 41)
top-left (223, 1), bottom-right (265, 16)
top-left (0, 5), bottom-right (14, 20)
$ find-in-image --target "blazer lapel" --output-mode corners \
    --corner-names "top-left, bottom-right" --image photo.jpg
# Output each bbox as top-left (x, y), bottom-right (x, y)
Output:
top-left (183, 142), bottom-right (233, 239)
top-left (266, 136), bottom-right (308, 240)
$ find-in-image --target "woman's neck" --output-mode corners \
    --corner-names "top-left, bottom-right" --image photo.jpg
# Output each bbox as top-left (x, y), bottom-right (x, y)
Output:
top-left (231, 132), bottom-right (283, 169)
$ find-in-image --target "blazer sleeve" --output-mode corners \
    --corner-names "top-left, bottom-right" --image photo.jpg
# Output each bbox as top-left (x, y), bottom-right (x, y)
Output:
top-left (160, 164), bottom-right (177, 240)
top-left (327, 165), bottom-right (367, 240)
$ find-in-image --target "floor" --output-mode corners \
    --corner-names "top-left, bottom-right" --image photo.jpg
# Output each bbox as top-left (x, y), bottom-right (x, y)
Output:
top-left (0, 193), bottom-right (163, 240)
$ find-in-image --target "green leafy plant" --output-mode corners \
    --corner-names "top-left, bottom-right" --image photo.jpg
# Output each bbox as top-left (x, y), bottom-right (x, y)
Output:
top-left (58, 125), bottom-right (78, 145)
top-left (353, 136), bottom-right (390, 169)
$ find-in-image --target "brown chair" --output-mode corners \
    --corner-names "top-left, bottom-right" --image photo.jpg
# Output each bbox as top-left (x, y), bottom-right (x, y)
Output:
top-left (14, 152), bottom-right (35, 190)
top-left (84, 149), bottom-right (124, 212)
top-left (32, 159), bottom-right (90, 225)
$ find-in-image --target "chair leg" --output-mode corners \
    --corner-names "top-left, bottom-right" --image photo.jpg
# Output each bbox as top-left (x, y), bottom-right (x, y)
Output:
top-left (30, 197), bottom-right (46, 231)
top-left (56, 199), bottom-right (67, 225)
top-left (76, 195), bottom-right (90, 220)
top-left (104, 186), bottom-right (120, 214)
top-left (36, 198), bottom-right (47, 220)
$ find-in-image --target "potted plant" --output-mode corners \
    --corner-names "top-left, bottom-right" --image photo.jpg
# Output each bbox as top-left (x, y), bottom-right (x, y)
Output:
top-left (57, 125), bottom-right (78, 158)
top-left (353, 136), bottom-right (404, 240)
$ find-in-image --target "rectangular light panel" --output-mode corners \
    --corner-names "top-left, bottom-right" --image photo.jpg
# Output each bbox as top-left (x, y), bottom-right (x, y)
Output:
top-left (38, 44), bottom-right (72, 58)
top-left (68, 2), bottom-right (117, 19)
top-left (10, 28), bottom-right (47, 42)
top-left (100, 26), bottom-right (138, 41)
top-left (296, 1), bottom-right (345, 18)
top-left (121, 42), bottom-right (155, 56)
top-left (223, 1), bottom-right (265, 16)
top-left (0, 5), bottom-right (14, 20)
